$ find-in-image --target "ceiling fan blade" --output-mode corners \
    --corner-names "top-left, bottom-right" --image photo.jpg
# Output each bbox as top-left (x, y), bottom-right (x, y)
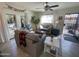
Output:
top-left (49, 5), bottom-right (59, 8)
top-left (49, 9), bottom-right (53, 11)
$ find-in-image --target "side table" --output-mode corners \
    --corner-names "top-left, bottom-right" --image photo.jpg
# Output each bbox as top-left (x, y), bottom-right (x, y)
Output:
top-left (44, 36), bottom-right (60, 56)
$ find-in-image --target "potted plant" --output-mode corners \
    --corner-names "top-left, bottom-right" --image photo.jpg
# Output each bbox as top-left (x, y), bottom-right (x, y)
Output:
top-left (31, 16), bottom-right (40, 31)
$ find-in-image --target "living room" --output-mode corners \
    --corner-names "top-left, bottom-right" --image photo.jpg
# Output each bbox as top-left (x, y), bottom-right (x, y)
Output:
top-left (0, 2), bottom-right (79, 57)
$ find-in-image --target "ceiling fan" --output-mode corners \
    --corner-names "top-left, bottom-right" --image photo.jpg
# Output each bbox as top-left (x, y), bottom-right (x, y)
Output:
top-left (36, 2), bottom-right (59, 11)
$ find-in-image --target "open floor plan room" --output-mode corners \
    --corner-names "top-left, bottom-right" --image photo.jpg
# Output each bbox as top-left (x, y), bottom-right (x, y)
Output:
top-left (0, 2), bottom-right (79, 57)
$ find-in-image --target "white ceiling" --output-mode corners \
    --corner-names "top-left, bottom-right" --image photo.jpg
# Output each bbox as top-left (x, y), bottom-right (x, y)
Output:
top-left (5, 2), bottom-right (79, 12)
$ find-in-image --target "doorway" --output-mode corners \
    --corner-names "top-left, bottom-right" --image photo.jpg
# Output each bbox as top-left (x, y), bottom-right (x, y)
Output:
top-left (62, 13), bottom-right (79, 57)
top-left (63, 14), bottom-right (79, 41)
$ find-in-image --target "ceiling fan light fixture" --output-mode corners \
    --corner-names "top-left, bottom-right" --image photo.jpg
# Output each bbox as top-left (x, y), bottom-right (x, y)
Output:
top-left (36, 2), bottom-right (59, 12)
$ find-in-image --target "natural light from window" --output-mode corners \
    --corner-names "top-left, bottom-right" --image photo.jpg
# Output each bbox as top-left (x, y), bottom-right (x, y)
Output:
top-left (40, 15), bottom-right (53, 24)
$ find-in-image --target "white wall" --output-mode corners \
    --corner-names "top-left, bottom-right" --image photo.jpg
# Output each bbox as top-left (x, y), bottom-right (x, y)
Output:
top-left (0, 9), bottom-right (6, 43)
top-left (0, 17), bottom-right (5, 43)
top-left (25, 11), bottom-right (34, 24)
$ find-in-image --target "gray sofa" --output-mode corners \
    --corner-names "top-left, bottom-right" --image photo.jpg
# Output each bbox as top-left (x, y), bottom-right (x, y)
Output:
top-left (15, 30), bottom-right (46, 57)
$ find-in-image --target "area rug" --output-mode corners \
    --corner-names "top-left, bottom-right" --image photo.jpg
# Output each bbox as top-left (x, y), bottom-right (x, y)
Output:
top-left (64, 34), bottom-right (79, 44)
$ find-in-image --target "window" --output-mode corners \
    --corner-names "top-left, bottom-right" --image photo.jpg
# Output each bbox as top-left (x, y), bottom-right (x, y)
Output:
top-left (65, 14), bottom-right (78, 24)
top-left (40, 15), bottom-right (53, 24)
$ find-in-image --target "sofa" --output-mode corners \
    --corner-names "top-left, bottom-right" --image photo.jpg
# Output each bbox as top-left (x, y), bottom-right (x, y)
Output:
top-left (15, 29), bottom-right (46, 57)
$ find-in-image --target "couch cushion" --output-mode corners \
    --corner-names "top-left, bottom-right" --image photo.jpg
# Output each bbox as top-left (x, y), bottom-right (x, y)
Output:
top-left (26, 33), bottom-right (40, 42)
